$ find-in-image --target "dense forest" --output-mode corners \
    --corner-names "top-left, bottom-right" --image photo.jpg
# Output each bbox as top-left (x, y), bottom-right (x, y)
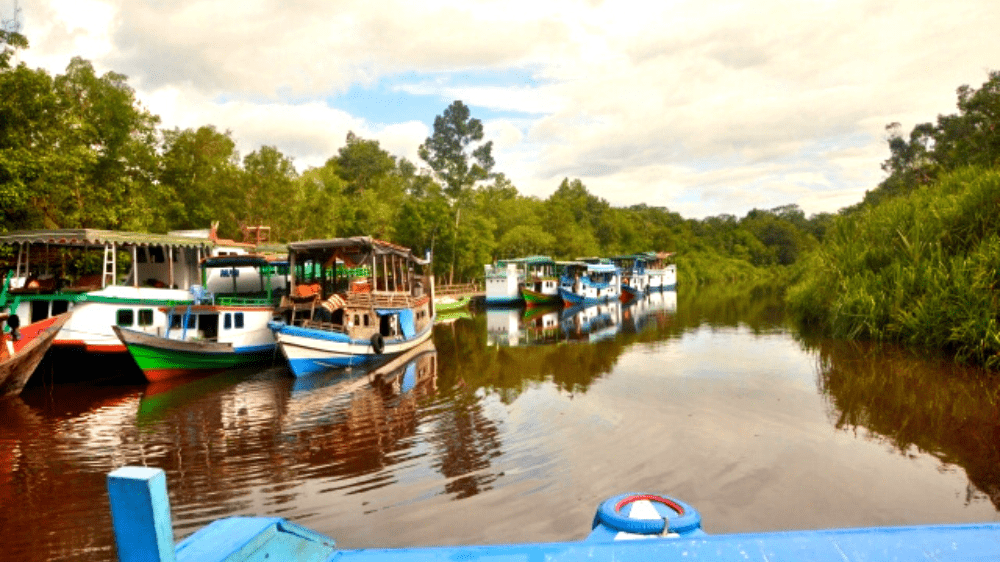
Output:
top-left (788, 71), bottom-right (1000, 368)
top-left (0, 32), bottom-right (827, 285)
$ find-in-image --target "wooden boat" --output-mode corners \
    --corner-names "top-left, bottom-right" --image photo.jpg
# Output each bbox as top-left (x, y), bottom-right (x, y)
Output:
top-left (484, 256), bottom-right (556, 306)
top-left (269, 237), bottom-right (435, 377)
top-left (434, 294), bottom-right (470, 312)
top-left (558, 260), bottom-right (621, 306)
top-left (112, 255), bottom-right (285, 382)
top-left (0, 228), bottom-right (281, 356)
top-left (643, 251), bottom-right (677, 290)
top-left (611, 254), bottom-right (650, 298)
top-left (0, 312), bottom-right (71, 397)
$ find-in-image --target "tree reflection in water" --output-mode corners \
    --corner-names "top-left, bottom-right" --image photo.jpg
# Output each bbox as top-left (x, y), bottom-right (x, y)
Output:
top-left (808, 337), bottom-right (1000, 509)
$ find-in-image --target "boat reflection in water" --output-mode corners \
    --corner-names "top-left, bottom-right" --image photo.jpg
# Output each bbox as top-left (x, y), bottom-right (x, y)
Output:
top-left (486, 291), bottom-right (678, 347)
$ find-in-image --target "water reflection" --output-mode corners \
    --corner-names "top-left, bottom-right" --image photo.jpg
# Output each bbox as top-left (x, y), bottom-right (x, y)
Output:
top-left (809, 337), bottom-right (1000, 509)
top-left (486, 291), bottom-right (678, 347)
top-left (4, 285), bottom-right (1000, 562)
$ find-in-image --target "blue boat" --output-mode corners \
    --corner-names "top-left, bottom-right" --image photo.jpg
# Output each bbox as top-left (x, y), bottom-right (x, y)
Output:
top-left (558, 260), bottom-right (621, 306)
top-left (268, 237), bottom-right (435, 377)
top-left (106, 467), bottom-right (1000, 562)
top-left (611, 254), bottom-right (651, 297)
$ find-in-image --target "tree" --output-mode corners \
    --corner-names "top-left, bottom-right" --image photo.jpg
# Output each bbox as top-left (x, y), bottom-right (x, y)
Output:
top-left (335, 131), bottom-right (396, 195)
top-left (418, 100), bottom-right (494, 199)
top-left (236, 146), bottom-right (298, 241)
top-left (418, 100), bottom-right (495, 282)
top-left (159, 125), bottom-right (240, 232)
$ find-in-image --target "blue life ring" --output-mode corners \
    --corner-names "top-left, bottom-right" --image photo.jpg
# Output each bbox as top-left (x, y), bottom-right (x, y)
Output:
top-left (593, 493), bottom-right (701, 535)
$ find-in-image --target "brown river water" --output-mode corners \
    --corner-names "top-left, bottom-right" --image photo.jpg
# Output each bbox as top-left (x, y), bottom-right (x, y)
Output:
top-left (1, 286), bottom-right (999, 561)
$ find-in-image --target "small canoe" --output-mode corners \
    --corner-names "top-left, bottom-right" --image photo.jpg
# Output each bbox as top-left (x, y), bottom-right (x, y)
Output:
top-left (0, 312), bottom-right (71, 397)
top-left (434, 295), bottom-right (471, 312)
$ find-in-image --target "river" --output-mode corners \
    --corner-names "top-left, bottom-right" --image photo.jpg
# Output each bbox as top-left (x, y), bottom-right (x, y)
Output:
top-left (1, 286), bottom-right (998, 561)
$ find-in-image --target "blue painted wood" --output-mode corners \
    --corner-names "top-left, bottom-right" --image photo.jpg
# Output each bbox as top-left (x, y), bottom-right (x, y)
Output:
top-left (324, 524), bottom-right (1000, 561)
top-left (175, 517), bottom-right (336, 562)
top-left (107, 466), bottom-right (176, 562)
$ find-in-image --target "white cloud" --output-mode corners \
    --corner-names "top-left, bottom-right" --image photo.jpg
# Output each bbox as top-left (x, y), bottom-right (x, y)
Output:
top-left (17, 0), bottom-right (1000, 217)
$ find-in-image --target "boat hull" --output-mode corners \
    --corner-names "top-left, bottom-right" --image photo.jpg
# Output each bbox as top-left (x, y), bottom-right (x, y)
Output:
top-left (113, 326), bottom-right (275, 382)
top-left (434, 295), bottom-right (470, 312)
top-left (0, 313), bottom-right (70, 397)
top-left (272, 322), bottom-right (434, 377)
top-left (521, 287), bottom-right (560, 307)
top-left (558, 287), bottom-right (614, 307)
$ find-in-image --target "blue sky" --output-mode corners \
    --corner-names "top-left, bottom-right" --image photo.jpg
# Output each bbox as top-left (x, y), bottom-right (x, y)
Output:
top-left (18, 0), bottom-right (1000, 218)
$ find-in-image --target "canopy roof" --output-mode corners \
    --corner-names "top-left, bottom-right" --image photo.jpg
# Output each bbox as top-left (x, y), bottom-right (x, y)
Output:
top-left (497, 255), bottom-right (553, 266)
top-left (200, 255), bottom-right (274, 269)
top-left (288, 236), bottom-right (427, 265)
top-left (564, 261), bottom-right (617, 273)
top-left (0, 229), bottom-right (214, 248)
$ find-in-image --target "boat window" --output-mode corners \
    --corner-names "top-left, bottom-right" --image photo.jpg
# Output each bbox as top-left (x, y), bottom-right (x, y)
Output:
top-left (234, 313), bottom-right (244, 329)
top-left (199, 314), bottom-right (219, 339)
top-left (363, 314), bottom-right (369, 326)
top-left (354, 314), bottom-right (360, 326)
top-left (52, 300), bottom-right (70, 315)
top-left (187, 314), bottom-right (196, 329)
top-left (170, 314), bottom-right (182, 329)
top-left (137, 248), bottom-right (147, 263)
top-left (138, 309), bottom-right (154, 326)
top-left (116, 309), bottom-right (134, 326)
top-left (224, 313), bottom-right (232, 330)
top-left (148, 247), bottom-right (165, 263)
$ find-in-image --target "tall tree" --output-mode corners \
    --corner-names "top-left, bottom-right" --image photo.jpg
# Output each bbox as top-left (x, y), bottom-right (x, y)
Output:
top-left (159, 125), bottom-right (240, 232)
top-left (419, 100), bottom-right (494, 282)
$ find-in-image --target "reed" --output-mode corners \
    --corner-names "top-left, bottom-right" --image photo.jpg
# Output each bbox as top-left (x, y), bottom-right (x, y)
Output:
top-left (787, 167), bottom-right (1000, 368)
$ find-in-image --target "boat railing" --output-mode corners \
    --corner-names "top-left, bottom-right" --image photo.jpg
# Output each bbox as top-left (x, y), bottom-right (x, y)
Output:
top-left (215, 295), bottom-right (275, 307)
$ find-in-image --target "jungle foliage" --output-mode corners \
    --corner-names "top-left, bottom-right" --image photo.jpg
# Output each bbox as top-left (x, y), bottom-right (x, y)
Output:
top-left (788, 71), bottom-right (1000, 368)
top-left (0, 36), bottom-right (826, 283)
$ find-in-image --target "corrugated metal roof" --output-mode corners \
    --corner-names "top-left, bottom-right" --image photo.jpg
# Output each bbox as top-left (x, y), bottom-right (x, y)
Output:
top-left (0, 229), bottom-right (214, 248)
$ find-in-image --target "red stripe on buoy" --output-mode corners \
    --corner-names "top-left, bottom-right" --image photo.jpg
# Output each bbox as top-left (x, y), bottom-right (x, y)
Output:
top-left (615, 494), bottom-right (685, 516)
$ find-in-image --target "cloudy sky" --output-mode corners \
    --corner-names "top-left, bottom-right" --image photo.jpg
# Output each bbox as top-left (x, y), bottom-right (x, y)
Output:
top-left (13, 0), bottom-right (1000, 218)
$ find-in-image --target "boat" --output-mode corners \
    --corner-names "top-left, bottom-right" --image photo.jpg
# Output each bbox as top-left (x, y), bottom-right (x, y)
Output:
top-left (643, 251), bottom-right (677, 290)
top-left (611, 254), bottom-right (650, 298)
top-left (0, 228), bottom-right (277, 358)
top-left (113, 254), bottom-right (283, 382)
top-left (113, 254), bottom-right (285, 382)
top-left (561, 301), bottom-right (622, 343)
top-left (268, 237), bottom-right (435, 377)
top-left (0, 312), bottom-right (71, 397)
top-left (519, 257), bottom-right (560, 306)
top-left (106, 467), bottom-right (1000, 562)
top-left (434, 294), bottom-right (470, 312)
top-left (484, 256), bottom-right (555, 306)
top-left (558, 259), bottom-right (621, 306)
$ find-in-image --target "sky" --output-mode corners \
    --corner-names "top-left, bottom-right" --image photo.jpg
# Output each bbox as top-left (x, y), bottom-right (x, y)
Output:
top-left (11, 0), bottom-right (1000, 219)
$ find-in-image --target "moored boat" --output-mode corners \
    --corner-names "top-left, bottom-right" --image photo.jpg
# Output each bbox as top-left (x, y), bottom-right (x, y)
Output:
top-left (0, 228), bottom-right (275, 359)
top-left (0, 312), bottom-right (71, 397)
top-left (611, 254), bottom-right (650, 298)
top-left (644, 251), bottom-right (677, 290)
top-left (434, 294), bottom-right (470, 312)
top-left (112, 254), bottom-right (285, 382)
top-left (268, 237), bottom-right (435, 377)
top-left (484, 256), bottom-right (556, 306)
top-left (558, 259), bottom-right (621, 306)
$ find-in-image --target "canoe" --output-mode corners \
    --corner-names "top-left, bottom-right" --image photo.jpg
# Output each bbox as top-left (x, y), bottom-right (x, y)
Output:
top-left (0, 312), bottom-right (71, 397)
top-left (434, 295), bottom-right (470, 312)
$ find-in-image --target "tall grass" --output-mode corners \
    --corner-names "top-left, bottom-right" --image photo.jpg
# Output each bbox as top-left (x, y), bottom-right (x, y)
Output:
top-left (787, 167), bottom-right (1000, 368)
top-left (677, 250), bottom-right (790, 287)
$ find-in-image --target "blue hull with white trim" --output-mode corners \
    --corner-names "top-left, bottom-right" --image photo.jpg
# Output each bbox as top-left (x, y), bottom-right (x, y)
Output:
top-left (270, 320), bottom-right (434, 377)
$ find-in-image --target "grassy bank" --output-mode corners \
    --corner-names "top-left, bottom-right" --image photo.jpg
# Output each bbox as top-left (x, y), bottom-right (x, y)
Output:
top-left (787, 167), bottom-right (1000, 368)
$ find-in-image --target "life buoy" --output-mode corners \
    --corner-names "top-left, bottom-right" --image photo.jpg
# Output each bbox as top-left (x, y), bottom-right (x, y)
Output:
top-left (370, 332), bottom-right (385, 354)
top-left (592, 493), bottom-right (700, 535)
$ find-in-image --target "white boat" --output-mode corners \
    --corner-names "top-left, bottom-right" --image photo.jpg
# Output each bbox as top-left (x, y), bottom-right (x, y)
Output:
top-left (269, 237), bottom-right (435, 377)
top-left (484, 256), bottom-right (556, 306)
top-left (0, 228), bottom-right (281, 356)
top-left (644, 251), bottom-right (677, 291)
top-left (558, 259), bottom-right (621, 306)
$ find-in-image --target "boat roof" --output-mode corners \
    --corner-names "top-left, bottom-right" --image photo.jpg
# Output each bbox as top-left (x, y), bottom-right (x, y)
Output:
top-left (0, 229), bottom-right (214, 248)
top-left (497, 255), bottom-right (553, 266)
top-left (200, 254), bottom-right (274, 269)
top-left (563, 261), bottom-right (617, 273)
top-left (287, 236), bottom-right (427, 264)
top-left (610, 254), bottom-right (650, 261)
